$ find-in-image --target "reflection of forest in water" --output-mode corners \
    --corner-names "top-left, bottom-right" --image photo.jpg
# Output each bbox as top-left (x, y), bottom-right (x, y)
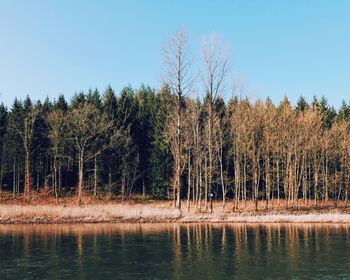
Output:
top-left (0, 223), bottom-right (350, 279)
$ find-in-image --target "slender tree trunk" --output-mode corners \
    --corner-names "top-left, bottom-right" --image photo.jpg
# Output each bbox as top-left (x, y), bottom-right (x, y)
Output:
top-left (192, 172), bottom-right (195, 205)
top-left (265, 155), bottom-right (270, 210)
top-left (24, 149), bottom-right (31, 198)
top-left (208, 106), bottom-right (212, 203)
top-left (173, 174), bottom-right (177, 207)
top-left (314, 156), bottom-right (319, 208)
top-left (176, 159), bottom-right (181, 209)
top-left (220, 150), bottom-right (226, 212)
top-left (271, 157), bottom-right (275, 207)
top-left (198, 156), bottom-right (202, 211)
top-left (193, 159), bottom-right (197, 205)
top-left (345, 173), bottom-right (349, 206)
top-left (284, 152), bottom-right (291, 209)
top-left (308, 158), bottom-right (311, 207)
top-left (204, 155), bottom-right (208, 210)
top-left (17, 169), bottom-right (20, 195)
top-left (0, 156), bottom-right (3, 201)
top-left (93, 156), bottom-right (98, 197)
top-left (58, 159), bottom-right (62, 194)
top-left (12, 157), bottom-right (16, 197)
top-left (176, 94), bottom-right (182, 210)
top-left (77, 151), bottom-right (84, 204)
top-left (325, 153), bottom-right (329, 202)
top-left (256, 156), bottom-right (261, 211)
top-left (142, 178), bottom-right (146, 198)
top-left (234, 155), bottom-right (239, 211)
top-left (295, 153), bottom-right (304, 210)
top-left (187, 149), bottom-right (191, 212)
top-left (277, 158), bottom-right (280, 206)
top-left (53, 156), bottom-right (58, 199)
top-left (36, 171), bottom-right (39, 191)
top-left (108, 167), bottom-right (112, 199)
top-left (243, 151), bottom-right (247, 207)
top-left (121, 174), bottom-right (125, 202)
top-left (253, 153), bottom-right (260, 211)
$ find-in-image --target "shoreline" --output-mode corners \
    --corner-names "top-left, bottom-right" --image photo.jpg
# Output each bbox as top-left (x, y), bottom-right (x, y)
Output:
top-left (1, 203), bottom-right (350, 224)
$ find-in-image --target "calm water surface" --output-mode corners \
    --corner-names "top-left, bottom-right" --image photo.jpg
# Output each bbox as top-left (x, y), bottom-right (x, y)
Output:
top-left (0, 223), bottom-right (349, 279)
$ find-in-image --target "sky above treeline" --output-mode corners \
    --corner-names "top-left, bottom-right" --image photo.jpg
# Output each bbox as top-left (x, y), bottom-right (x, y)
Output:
top-left (0, 0), bottom-right (349, 107)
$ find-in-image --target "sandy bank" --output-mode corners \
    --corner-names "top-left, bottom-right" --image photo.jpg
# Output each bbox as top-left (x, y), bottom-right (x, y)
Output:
top-left (1, 204), bottom-right (350, 224)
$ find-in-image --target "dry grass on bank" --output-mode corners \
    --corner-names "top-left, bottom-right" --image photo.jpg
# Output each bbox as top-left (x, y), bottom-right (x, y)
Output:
top-left (1, 191), bottom-right (350, 224)
top-left (0, 204), bottom-right (181, 223)
top-left (1, 204), bottom-right (350, 224)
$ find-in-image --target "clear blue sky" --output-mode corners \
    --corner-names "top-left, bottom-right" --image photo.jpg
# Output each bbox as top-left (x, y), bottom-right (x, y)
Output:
top-left (0, 0), bottom-right (349, 107)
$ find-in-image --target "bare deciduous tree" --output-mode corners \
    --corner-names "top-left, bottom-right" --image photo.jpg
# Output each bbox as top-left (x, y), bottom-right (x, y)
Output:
top-left (10, 104), bottom-right (40, 198)
top-left (201, 33), bottom-right (230, 209)
top-left (163, 29), bottom-right (195, 209)
top-left (67, 103), bottom-right (122, 203)
top-left (47, 110), bottom-right (67, 199)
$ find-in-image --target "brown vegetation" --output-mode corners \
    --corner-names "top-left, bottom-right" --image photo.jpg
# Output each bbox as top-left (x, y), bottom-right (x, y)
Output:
top-left (1, 191), bottom-right (350, 224)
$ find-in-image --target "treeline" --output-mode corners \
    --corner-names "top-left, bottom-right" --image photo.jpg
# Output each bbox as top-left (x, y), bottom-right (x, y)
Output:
top-left (1, 87), bottom-right (350, 209)
top-left (0, 86), bottom-right (175, 203)
top-left (1, 31), bottom-right (350, 210)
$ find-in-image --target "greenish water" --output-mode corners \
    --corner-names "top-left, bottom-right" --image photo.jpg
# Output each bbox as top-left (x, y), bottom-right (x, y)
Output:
top-left (0, 223), bottom-right (350, 279)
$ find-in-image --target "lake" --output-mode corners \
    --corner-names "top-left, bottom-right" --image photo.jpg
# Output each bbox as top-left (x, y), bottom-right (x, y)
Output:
top-left (0, 223), bottom-right (349, 279)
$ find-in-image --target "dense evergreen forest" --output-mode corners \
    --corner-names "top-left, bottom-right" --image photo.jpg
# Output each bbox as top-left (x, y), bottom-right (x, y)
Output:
top-left (1, 87), bottom-right (350, 209)
top-left (1, 31), bottom-right (350, 210)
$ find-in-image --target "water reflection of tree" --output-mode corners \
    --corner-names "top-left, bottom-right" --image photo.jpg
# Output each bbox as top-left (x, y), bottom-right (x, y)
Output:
top-left (2, 223), bottom-right (350, 279)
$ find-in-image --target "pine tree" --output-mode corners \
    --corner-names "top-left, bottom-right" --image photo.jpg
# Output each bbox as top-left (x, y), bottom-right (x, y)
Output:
top-left (0, 103), bottom-right (7, 199)
top-left (296, 96), bottom-right (308, 112)
top-left (116, 86), bottom-right (138, 201)
top-left (149, 86), bottom-right (173, 199)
